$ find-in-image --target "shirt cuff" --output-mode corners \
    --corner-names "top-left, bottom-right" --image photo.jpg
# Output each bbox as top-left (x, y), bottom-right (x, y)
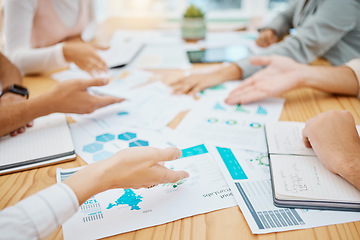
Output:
top-left (16, 183), bottom-right (79, 239)
top-left (345, 59), bottom-right (360, 99)
top-left (54, 43), bottom-right (70, 68)
top-left (234, 58), bottom-right (263, 79)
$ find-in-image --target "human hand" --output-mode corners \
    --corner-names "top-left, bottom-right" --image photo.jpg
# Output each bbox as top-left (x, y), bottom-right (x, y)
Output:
top-left (302, 111), bottom-right (360, 184)
top-left (49, 78), bottom-right (124, 114)
top-left (256, 29), bottom-right (278, 48)
top-left (225, 55), bottom-right (306, 105)
top-left (63, 41), bottom-right (108, 75)
top-left (170, 63), bottom-right (242, 96)
top-left (170, 72), bottom-right (223, 96)
top-left (0, 93), bottom-right (33, 136)
top-left (64, 147), bottom-right (189, 204)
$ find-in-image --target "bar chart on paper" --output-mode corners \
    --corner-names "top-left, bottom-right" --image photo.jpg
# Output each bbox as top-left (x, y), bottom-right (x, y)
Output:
top-left (211, 147), bottom-right (360, 234)
top-left (236, 180), bottom-right (305, 230)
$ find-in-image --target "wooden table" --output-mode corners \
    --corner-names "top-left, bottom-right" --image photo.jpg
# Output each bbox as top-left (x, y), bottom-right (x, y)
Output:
top-left (1, 18), bottom-right (360, 240)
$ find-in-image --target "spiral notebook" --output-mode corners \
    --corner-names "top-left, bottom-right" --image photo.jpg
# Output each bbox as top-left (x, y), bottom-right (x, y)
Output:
top-left (0, 113), bottom-right (76, 175)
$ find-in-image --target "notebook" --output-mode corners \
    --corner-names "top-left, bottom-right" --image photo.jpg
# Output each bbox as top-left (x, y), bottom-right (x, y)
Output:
top-left (0, 113), bottom-right (76, 175)
top-left (97, 41), bottom-right (144, 68)
top-left (265, 121), bottom-right (360, 212)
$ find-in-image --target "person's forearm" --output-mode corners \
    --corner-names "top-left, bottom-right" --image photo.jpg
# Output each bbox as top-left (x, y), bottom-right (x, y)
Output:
top-left (215, 63), bottom-right (243, 82)
top-left (0, 53), bottom-right (22, 88)
top-left (300, 65), bottom-right (359, 96)
top-left (339, 147), bottom-right (360, 191)
top-left (0, 93), bottom-right (55, 136)
top-left (63, 159), bottom-right (112, 205)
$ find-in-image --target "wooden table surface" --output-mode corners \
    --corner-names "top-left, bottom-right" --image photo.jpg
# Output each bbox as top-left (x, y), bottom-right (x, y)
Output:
top-left (1, 18), bottom-right (360, 240)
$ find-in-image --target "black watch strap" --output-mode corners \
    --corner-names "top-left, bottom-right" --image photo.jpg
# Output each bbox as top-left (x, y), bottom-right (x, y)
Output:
top-left (0, 84), bottom-right (29, 99)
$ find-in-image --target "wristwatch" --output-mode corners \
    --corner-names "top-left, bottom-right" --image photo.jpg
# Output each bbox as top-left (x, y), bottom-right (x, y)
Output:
top-left (0, 84), bottom-right (29, 99)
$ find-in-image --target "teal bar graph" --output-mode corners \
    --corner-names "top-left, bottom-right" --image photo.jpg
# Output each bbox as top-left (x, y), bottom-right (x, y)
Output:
top-left (181, 144), bottom-right (208, 158)
top-left (216, 147), bottom-right (248, 180)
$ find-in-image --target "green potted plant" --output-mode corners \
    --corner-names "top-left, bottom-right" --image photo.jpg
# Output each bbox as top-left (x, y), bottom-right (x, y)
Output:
top-left (181, 5), bottom-right (206, 41)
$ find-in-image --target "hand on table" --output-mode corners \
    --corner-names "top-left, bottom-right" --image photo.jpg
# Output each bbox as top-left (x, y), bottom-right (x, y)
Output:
top-left (49, 78), bottom-right (124, 114)
top-left (302, 110), bottom-right (360, 189)
top-left (170, 63), bottom-right (242, 96)
top-left (64, 147), bottom-right (190, 204)
top-left (170, 72), bottom-right (225, 96)
top-left (0, 93), bottom-right (33, 136)
top-left (256, 29), bottom-right (278, 48)
top-left (63, 40), bottom-right (108, 75)
top-left (225, 55), bottom-right (305, 105)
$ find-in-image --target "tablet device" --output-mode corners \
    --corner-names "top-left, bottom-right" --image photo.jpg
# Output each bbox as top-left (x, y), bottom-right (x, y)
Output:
top-left (186, 45), bottom-right (249, 63)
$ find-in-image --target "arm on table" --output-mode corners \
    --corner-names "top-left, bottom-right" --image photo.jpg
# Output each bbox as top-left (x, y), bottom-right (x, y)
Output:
top-left (225, 55), bottom-right (360, 104)
top-left (0, 78), bottom-right (124, 137)
top-left (0, 147), bottom-right (189, 239)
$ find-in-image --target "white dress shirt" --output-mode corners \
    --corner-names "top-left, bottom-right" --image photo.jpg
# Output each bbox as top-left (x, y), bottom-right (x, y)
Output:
top-left (0, 183), bottom-right (79, 240)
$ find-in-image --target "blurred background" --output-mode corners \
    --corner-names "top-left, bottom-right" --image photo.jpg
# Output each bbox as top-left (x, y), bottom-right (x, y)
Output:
top-left (0, 0), bottom-right (290, 50)
top-left (94, 0), bottom-right (289, 21)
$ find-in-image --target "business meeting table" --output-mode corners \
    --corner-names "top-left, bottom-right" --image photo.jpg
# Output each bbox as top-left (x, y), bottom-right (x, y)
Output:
top-left (1, 17), bottom-right (360, 240)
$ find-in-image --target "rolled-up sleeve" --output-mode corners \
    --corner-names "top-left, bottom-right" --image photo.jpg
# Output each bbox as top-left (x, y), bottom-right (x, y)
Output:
top-left (0, 183), bottom-right (79, 240)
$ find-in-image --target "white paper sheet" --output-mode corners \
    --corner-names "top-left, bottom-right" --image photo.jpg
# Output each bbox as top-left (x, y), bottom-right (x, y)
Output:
top-left (211, 147), bottom-right (360, 234)
top-left (129, 44), bottom-right (191, 70)
top-left (51, 67), bottom-right (123, 82)
top-left (89, 69), bottom-right (152, 100)
top-left (175, 96), bottom-right (284, 152)
top-left (97, 41), bottom-right (143, 68)
top-left (71, 82), bottom-right (196, 130)
top-left (57, 144), bottom-right (237, 240)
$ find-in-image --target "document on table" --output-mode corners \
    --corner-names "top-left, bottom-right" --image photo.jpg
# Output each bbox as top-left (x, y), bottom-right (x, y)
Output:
top-left (97, 41), bottom-right (143, 68)
top-left (69, 123), bottom-right (169, 164)
top-left (210, 147), bottom-right (360, 234)
top-left (71, 82), bottom-right (196, 130)
top-left (51, 66), bottom-right (123, 82)
top-left (129, 44), bottom-right (191, 69)
top-left (174, 96), bottom-right (284, 152)
top-left (89, 69), bottom-right (152, 100)
top-left (57, 144), bottom-right (237, 240)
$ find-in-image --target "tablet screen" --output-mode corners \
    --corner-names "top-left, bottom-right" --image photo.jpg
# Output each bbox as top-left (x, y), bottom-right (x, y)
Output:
top-left (187, 45), bottom-right (249, 63)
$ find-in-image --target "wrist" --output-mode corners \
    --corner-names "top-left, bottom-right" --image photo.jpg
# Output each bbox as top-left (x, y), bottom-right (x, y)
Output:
top-left (296, 64), bottom-right (313, 88)
top-left (29, 91), bottom-right (59, 117)
top-left (64, 162), bottom-right (110, 205)
top-left (62, 43), bottom-right (72, 62)
top-left (215, 63), bottom-right (242, 81)
top-left (338, 140), bottom-right (360, 189)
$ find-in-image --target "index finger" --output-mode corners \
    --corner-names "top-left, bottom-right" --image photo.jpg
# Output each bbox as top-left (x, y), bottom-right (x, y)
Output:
top-left (153, 147), bottom-right (182, 164)
top-left (95, 96), bottom-right (125, 109)
top-left (158, 167), bottom-right (189, 183)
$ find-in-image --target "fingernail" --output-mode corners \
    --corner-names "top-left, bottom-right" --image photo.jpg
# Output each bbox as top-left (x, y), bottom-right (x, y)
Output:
top-left (176, 148), bottom-right (182, 158)
top-left (102, 78), bottom-right (109, 84)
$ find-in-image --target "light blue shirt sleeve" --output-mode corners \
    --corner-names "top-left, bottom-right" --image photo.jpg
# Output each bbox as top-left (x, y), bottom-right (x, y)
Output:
top-left (260, 0), bottom-right (298, 38)
top-left (236, 0), bottom-right (360, 79)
